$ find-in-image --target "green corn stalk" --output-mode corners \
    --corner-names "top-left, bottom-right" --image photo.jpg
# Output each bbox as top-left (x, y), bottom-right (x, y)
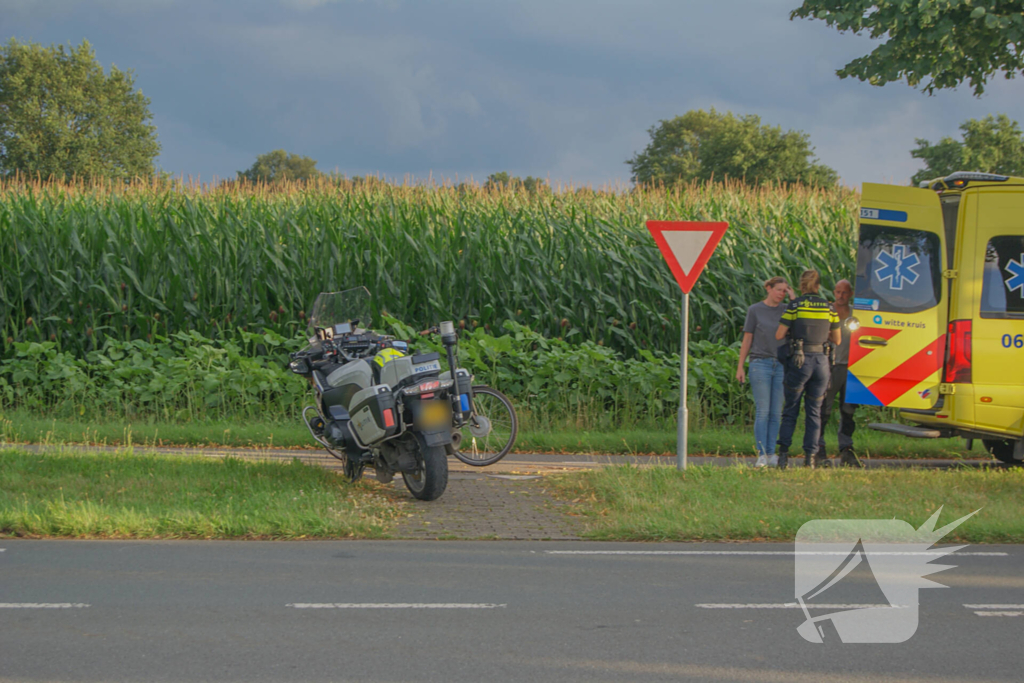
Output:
top-left (0, 177), bottom-right (858, 359)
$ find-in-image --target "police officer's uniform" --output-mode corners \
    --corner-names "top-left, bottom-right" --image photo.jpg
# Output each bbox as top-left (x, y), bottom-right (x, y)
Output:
top-left (775, 293), bottom-right (839, 469)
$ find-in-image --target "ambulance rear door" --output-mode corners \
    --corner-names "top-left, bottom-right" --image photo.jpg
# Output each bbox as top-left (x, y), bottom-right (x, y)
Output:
top-left (971, 185), bottom-right (1024, 434)
top-left (846, 183), bottom-right (948, 410)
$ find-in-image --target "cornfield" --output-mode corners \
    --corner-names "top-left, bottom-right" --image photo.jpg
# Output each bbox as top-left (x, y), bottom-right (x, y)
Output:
top-left (0, 177), bottom-right (859, 358)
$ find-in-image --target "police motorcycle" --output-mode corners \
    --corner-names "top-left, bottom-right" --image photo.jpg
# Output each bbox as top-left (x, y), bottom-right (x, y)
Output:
top-left (287, 287), bottom-right (473, 501)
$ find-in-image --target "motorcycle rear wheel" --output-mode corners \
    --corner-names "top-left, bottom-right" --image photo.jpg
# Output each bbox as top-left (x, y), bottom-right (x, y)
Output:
top-left (402, 444), bottom-right (449, 501)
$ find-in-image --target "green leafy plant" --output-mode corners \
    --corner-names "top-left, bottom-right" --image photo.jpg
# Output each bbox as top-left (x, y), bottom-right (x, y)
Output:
top-left (1, 321), bottom-right (751, 429)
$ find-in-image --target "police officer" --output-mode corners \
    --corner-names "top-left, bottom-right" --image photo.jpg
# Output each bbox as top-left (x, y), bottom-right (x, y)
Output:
top-left (816, 279), bottom-right (863, 468)
top-left (774, 269), bottom-right (841, 469)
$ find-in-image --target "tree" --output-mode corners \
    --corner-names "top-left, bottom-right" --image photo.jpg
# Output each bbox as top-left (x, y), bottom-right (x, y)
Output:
top-left (484, 171), bottom-right (512, 189)
top-left (237, 150), bottom-right (322, 183)
top-left (0, 39), bottom-right (160, 181)
top-left (790, 0), bottom-right (1024, 96)
top-left (519, 176), bottom-right (548, 194)
top-left (627, 108), bottom-right (837, 188)
top-left (911, 114), bottom-right (1024, 185)
top-left (484, 172), bottom-right (550, 193)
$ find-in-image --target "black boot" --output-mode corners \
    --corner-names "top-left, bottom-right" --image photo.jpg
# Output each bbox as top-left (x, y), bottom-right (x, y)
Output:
top-left (839, 447), bottom-right (862, 468)
top-left (777, 449), bottom-right (789, 470)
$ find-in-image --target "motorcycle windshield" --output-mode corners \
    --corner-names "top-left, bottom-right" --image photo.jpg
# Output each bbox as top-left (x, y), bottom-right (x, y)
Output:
top-left (309, 287), bottom-right (374, 330)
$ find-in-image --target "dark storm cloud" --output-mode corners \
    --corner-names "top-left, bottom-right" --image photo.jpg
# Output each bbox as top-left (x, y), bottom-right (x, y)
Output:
top-left (4, 0), bottom-right (1022, 186)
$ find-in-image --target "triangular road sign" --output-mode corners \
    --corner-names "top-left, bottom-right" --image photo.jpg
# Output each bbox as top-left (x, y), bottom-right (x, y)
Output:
top-left (646, 221), bottom-right (729, 294)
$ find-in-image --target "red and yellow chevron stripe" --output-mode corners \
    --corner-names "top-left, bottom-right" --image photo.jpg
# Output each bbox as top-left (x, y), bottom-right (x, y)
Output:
top-left (847, 327), bottom-right (945, 407)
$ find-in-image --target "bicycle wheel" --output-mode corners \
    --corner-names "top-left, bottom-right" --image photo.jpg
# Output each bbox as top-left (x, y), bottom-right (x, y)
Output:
top-left (451, 385), bottom-right (518, 467)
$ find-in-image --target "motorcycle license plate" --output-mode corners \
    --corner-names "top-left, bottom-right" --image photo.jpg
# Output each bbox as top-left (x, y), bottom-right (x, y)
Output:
top-left (417, 400), bottom-right (451, 428)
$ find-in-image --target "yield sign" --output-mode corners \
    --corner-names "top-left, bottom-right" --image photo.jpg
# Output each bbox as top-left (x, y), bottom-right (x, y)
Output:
top-left (646, 221), bottom-right (729, 294)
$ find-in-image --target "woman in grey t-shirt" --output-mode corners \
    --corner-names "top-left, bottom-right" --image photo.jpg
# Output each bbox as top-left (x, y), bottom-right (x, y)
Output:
top-left (736, 276), bottom-right (793, 467)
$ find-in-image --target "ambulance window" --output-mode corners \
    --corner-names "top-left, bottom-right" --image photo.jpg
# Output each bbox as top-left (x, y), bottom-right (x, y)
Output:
top-left (854, 224), bottom-right (941, 314)
top-left (980, 236), bottom-right (1024, 319)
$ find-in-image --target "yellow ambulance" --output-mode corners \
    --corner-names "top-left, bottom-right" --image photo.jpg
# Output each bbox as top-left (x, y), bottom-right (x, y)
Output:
top-left (846, 172), bottom-right (1024, 463)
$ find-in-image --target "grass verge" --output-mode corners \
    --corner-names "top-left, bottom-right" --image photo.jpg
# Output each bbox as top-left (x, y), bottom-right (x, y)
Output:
top-left (0, 448), bottom-right (402, 539)
top-left (521, 425), bottom-right (973, 459)
top-left (546, 465), bottom-right (1024, 543)
top-left (1, 409), bottom-right (977, 459)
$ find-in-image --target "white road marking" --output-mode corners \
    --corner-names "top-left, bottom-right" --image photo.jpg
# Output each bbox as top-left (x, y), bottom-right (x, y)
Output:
top-left (287, 603), bottom-right (506, 609)
top-left (0, 603), bottom-right (90, 609)
top-left (545, 550), bottom-right (1007, 557)
top-left (696, 603), bottom-right (904, 610)
top-left (964, 605), bottom-right (1024, 617)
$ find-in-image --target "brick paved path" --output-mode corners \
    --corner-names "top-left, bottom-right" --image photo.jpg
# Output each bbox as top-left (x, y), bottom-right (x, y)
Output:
top-left (389, 474), bottom-right (582, 540)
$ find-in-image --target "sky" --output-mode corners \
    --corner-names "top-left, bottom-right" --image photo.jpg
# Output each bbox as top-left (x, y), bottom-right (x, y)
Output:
top-left (4, 0), bottom-right (1022, 189)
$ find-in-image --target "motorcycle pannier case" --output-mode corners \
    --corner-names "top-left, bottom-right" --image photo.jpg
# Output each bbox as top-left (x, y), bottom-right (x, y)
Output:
top-left (441, 368), bottom-right (472, 395)
top-left (349, 384), bottom-right (400, 446)
top-left (441, 368), bottom-right (473, 411)
top-left (379, 352), bottom-right (443, 389)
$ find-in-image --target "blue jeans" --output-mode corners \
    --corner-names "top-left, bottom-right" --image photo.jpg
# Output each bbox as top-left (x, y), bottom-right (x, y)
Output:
top-left (748, 357), bottom-right (785, 457)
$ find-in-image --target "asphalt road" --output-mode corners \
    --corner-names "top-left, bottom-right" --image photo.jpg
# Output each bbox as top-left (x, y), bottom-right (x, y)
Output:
top-left (1, 540), bottom-right (1021, 682)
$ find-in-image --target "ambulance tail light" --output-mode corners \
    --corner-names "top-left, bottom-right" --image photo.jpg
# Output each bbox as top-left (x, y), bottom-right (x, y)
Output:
top-left (943, 319), bottom-right (972, 384)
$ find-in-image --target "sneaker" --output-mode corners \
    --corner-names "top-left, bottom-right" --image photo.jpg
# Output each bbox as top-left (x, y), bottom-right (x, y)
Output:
top-left (767, 454), bottom-right (779, 467)
top-left (839, 447), bottom-right (862, 468)
top-left (754, 454), bottom-right (768, 468)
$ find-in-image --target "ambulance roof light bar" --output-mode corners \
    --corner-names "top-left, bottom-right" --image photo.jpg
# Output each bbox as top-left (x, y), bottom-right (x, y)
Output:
top-left (921, 171), bottom-right (1010, 191)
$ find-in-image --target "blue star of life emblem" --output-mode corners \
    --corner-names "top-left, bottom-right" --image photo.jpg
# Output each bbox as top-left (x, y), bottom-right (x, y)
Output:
top-left (1005, 254), bottom-right (1024, 295)
top-left (874, 245), bottom-right (920, 291)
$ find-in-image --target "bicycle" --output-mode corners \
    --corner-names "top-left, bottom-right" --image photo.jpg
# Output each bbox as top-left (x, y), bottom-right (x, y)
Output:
top-left (449, 384), bottom-right (518, 467)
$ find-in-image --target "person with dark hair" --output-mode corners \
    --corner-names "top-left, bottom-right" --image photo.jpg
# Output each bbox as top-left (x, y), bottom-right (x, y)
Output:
top-left (774, 269), bottom-right (841, 469)
top-left (736, 276), bottom-right (794, 467)
top-left (817, 279), bottom-right (863, 467)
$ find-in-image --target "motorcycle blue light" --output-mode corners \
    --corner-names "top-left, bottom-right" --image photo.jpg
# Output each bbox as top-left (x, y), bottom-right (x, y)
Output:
top-left (460, 394), bottom-right (470, 412)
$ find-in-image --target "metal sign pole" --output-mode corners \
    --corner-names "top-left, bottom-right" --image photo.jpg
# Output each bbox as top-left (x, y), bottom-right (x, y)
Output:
top-left (646, 220), bottom-right (728, 471)
top-left (678, 290), bottom-right (689, 470)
